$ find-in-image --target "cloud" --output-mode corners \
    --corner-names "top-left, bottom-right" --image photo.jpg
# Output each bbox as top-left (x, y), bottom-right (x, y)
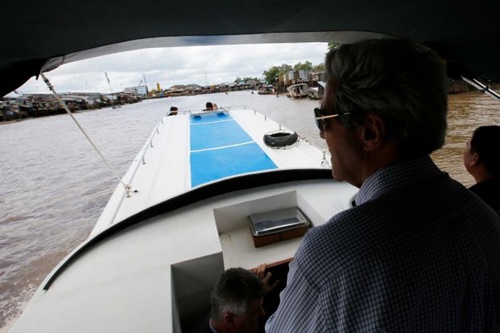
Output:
top-left (11, 42), bottom-right (328, 95)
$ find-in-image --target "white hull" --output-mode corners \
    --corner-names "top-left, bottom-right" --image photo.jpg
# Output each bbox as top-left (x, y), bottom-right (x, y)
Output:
top-left (10, 108), bottom-right (357, 333)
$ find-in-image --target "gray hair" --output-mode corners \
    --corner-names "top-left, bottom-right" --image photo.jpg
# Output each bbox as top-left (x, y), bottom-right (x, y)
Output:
top-left (325, 38), bottom-right (448, 157)
top-left (210, 268), bottom-right (264, 321)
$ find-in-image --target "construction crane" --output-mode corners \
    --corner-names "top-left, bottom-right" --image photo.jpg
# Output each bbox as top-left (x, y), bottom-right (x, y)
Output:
top-left (104, 72), bottom-right (120, 109)
top-left (135, 75), bottom-right (149, 96)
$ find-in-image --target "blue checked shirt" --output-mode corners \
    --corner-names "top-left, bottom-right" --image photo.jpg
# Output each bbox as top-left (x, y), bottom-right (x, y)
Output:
top-left (266, 156), bottom-right (500, 332)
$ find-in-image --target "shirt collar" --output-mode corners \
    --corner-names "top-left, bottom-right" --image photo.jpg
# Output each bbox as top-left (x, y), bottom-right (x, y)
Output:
top-left (209, 319), bottom-right (219, 333)
top-left (356, 156), bottom-right (443, 206)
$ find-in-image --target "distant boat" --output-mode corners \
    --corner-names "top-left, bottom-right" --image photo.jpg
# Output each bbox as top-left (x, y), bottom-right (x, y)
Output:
top-left (308, 81), bottom-right (326, 100)
top-left (308, 87), bottom-right (320, 99)
top-left (287, 83), bottom-right (308, 98)
top-left (258, 84), bottom-right (274, 95)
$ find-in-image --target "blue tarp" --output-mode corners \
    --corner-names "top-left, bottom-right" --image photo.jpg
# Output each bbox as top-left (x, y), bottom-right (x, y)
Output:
top-left (190, 113), bottom-right (277, 187)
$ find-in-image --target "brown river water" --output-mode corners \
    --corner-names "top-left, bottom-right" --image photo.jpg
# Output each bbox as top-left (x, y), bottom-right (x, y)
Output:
top-left (1, 89), bottom-right (499, 331)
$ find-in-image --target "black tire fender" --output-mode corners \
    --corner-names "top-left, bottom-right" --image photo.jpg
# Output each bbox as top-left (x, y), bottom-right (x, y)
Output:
top-left (263, 130), bottom-right (298, 147)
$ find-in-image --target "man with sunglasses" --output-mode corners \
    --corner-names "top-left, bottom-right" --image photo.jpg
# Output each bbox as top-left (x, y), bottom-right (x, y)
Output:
top-left (266, 38), bottom-right (500, 332)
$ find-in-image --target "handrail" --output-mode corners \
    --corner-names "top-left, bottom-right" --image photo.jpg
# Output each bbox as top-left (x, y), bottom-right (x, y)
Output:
top-left (103, 115), bottom-right (166, 227)
top-left (461, 76), bottom-right (500, 101)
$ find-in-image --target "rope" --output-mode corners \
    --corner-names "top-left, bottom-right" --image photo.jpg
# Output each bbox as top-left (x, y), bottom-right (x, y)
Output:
top-left (41, 73), bottom-right (131, 194)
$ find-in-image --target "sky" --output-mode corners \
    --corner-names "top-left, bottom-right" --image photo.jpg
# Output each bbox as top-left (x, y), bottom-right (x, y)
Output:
top-left (9, 43), bottom-right (328, 96)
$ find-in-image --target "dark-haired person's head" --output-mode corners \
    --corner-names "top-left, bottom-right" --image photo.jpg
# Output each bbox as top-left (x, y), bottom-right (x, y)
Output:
top-left (206, 102), bottom-right (214, 110)
top-left (464, 125), bottom-right (500, 180)
top-left (210, 268), bottom-right (265, 333)
top-left (168, 106), bottom-right (178, 116)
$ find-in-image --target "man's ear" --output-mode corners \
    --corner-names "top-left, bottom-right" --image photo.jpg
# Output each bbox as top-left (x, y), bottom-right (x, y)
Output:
top-left (360, 113), bottom-right (385, 151)
top-left (223, 312), bottom-right (236, 330)
top-left (470, 152), bottom-right (480, 166)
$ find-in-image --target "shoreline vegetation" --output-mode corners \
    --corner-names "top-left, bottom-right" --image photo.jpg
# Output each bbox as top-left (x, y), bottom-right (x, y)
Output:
top-left (0, 78), bottom-right (492, 123)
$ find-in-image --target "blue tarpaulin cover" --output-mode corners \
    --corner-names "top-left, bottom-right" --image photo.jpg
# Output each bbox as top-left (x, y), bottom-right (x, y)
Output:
top-left (190, 112), bottom-right (277, 187)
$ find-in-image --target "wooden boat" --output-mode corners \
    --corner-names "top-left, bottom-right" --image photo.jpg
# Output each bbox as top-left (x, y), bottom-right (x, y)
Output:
top-left (307, 87), bottom-right (320, 100)
top-left (286, 83), bottom-right (308, 98)
top-left (257, 85), bottom-right (274, 95)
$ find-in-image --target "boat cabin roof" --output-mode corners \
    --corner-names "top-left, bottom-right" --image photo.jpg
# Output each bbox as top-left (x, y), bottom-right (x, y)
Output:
top-left (1, 0), bottom-right (499, 97)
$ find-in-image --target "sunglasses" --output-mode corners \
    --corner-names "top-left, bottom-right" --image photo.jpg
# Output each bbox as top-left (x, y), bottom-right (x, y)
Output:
top-left (314, 107), bottom-right (347, 131)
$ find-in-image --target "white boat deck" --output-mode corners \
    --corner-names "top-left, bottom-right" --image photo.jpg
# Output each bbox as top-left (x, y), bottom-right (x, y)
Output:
top-left (92, 109), bottom-right (329, 235)
top-left (11, 179), bottom-right (357, 333)
top-left (9, 108), bottom-right (358, 333)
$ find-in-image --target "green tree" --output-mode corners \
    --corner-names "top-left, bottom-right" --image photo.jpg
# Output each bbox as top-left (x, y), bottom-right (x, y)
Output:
top-left (312, 63), bottom-right (326, 72)
top-left (294, 61), bottom-right (313, 70)
top-left (263, 64), bottom-right (293, 84)
top-left (327, 42), bottom-right (342, 51)
top-left (279, 64), bottom-right (293, 73)
top-left (242, 77), bottom-right (259, 82)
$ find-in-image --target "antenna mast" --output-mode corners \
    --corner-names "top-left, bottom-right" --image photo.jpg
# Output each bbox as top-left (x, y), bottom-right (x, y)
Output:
top-left (143, 74), bottom-right (149, 95)
top-left (104, 72), bottom-right (120, 108)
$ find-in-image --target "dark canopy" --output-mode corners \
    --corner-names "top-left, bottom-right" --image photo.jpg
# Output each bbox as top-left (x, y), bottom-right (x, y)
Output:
top-left (1, 0), bottom-right (499, 97)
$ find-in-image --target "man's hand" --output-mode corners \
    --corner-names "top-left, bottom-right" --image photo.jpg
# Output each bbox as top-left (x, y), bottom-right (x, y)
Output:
top-left (252, 264), bottom-right (280, 296)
